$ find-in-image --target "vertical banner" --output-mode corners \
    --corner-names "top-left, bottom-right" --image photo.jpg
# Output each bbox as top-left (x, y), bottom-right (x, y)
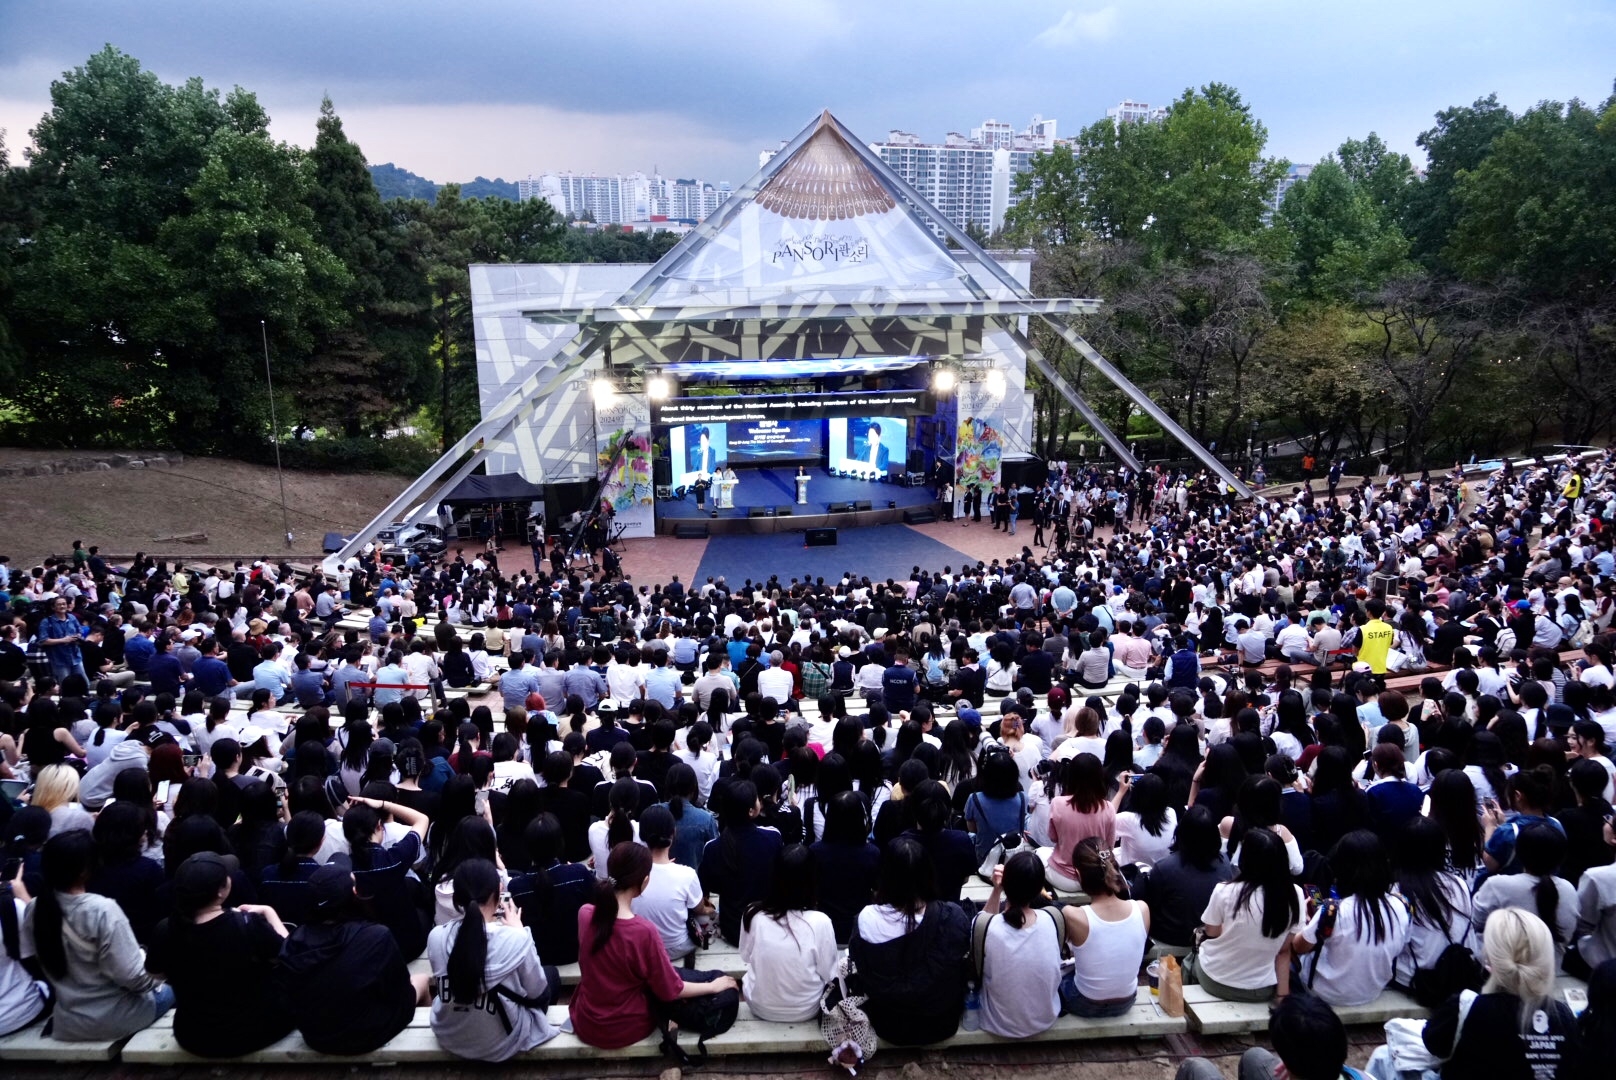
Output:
top-left (955, 380), bottom-right (1004, 491)
top-left (595, 393), bottom-right (655, 539)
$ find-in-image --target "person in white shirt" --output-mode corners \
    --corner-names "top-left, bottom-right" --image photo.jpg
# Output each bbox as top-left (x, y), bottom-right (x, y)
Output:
top-left (738, 844), bottom-right (838, 1022)
top-left (757, 651), bottom-right (795, 706)
top-left (1190, 829), bottom-right (1304, 1001)
top-left (973, 852), bottom-right (1064, 1037)
top-left (605, 652), bottom-right (647, 702)
top-left (630, 807), bottom-right (708, 963)
top-left (588, 780), bottom-right (646, 880)
top-left (1291, 830), bottom-right (1411, 1007)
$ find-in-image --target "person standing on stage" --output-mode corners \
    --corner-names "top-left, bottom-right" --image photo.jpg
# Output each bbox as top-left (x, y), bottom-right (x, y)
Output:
top-left (722, 465), bottom-right (738, 509)
top-left (940, 480), bottom-right (954, 521)
top-left (796, 465), bottom-right (810, 506)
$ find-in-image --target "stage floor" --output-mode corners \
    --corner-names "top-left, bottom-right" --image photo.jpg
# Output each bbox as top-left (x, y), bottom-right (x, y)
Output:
top-left (693, 521), bottom-right (975, 587)
top-left (657, 466), bottom-right (934, 522)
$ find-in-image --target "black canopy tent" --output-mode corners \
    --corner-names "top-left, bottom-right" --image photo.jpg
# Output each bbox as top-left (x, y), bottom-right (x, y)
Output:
top-left (438, 472), bottom-right (548, 505)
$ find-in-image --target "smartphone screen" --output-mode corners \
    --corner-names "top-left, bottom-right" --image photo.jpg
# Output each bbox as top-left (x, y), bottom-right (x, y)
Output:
top-left (155, 780), bottom-right (172, 804)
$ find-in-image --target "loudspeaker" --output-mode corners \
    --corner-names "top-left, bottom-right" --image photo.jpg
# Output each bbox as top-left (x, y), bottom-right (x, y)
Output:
top-left (805, 527), bottom-right (838, 547)
top-left (887, 500), bottom-right (897, 509)
top-left (829, 501), bottom-right (853, 513)
top-left (673, 523), bottom-right (708, 539)
top-left (907, 448), bottom-right (926, 473)
top-left (748, 506), bottom-right (770, 518)
top-left (776, 506), bottom-right (793, 516)
top-left (903, 508), bottom-right (936, 524)
top-left (854, 500), bottom-right (872, 512)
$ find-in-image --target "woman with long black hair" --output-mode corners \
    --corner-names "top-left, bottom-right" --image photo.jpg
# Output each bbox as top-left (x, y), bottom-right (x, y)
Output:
top-left (1187, 827), bottom-right (1302, 1003)
top-left (849, 836), bottom-right (970, 1046)
top-left (1427, 768), bottom-right (1486, 889)
top-left (697, 779), bottom-right (783, 945)
top-left (22, 830), bottom-right (172, 1041)
top-left (1292, 830), bottom-right (1411, 1007)
top-left (145, 852), bottom-right (294, 1057)
top-left (428, 858), bottom-right (559, 1061)
top-left (1391, 816), bottom-right (1475, 997)
top-left (739, 844), bottom-right (837, 1022)
top-left (1473, 822), bottom-right (1577, 967)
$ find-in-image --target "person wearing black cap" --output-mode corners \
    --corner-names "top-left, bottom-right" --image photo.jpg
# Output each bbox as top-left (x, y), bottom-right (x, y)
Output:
top-left (275, 864), bottom-right (428, 1055)
top-left (144, 851), bottom-right (294, 1057)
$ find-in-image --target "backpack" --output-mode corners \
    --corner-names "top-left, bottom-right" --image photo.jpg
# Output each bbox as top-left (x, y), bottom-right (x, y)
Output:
top-left (1408, 912), bottom-right (1486, 1008)
top-left (924, 654), bottom-right (947, 687)
top-left (657, 968), bottom-right (740, 1068)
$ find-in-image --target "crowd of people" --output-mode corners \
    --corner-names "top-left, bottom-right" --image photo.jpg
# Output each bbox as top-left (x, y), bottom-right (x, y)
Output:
top-left (0, 448), bottom-right (1614, 1074)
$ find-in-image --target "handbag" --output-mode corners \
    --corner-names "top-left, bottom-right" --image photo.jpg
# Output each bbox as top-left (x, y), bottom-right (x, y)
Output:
top-left (972, 791), bottom-right (1030, 881)
top-left (820, 954), bottom-right (876, 1076)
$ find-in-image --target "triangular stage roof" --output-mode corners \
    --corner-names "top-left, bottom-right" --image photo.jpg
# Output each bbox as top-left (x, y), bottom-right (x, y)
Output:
top-left (326, 111), bottom-right (1247, 569)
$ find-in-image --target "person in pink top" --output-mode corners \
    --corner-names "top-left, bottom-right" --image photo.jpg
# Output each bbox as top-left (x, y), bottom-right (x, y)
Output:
top-left (1038, 754), bottom-right (1123, 892)
top-left (569, 842), bottom-right (738, 1050)
top-left (1111, 622), bottom-right (1155, 679)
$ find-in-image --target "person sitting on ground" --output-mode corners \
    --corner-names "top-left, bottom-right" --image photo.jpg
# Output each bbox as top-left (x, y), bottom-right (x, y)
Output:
top-left (145, 852), bottom-right (294, 1058)
top-left (738, 843), bottom-right (839, 1023)
top-left (22, 830), bottom-right (172, 1042)
top-left (847, 836), bottom-right (970, 1046)
top-left (1061, 836), bottom-right (1150, 1017)
top-left (1185, 827), bottom-right (1302, 1003)
top-left (973, 850), bottom-right (1064, 1038)
top-left (275, 864), bottom-right (431, 1056)
top-left (428, 857), bottom-right (559, 1062)
top-left (570, 841), bottom-right (739, 1050)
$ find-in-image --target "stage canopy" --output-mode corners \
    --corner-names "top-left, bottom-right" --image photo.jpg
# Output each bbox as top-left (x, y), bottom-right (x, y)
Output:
top-left (439, 472), bottom-right (546, 506)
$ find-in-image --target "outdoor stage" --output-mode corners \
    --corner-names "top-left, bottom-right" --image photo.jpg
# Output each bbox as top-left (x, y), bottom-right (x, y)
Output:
top-left (655, 466), bottom-right (941, 535)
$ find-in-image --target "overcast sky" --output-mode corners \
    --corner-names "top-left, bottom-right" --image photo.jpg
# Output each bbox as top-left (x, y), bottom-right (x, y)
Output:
top-left (2, 0), bottom-right (1612, 186)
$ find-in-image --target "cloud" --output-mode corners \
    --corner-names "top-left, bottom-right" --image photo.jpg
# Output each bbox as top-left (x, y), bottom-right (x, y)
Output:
top-left (1035, 6), bottom-right (1119, 47)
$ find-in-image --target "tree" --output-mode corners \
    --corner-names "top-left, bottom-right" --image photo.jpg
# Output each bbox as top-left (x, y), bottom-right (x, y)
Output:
top-left (303, 96), bottom-right (433, 435)
top-left (1359, 276), bottom-right (1494, 469)
top-left (1002, 143), bottom-right (1089, 246)
top-left (1149, 83), bottom-right (1289, 261)
top-left (1401, 93), bottom-right (1516, 273)
top-left (0, 134), bottom-right (20, 384)
top-left (1276, 158), bottom-right (1412, 301)
top-left (1335, 133), bottom-right (1415, 221)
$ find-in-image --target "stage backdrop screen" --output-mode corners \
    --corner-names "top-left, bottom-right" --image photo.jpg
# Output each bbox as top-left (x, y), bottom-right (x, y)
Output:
top-left (667, 422), bottom-right (726, 484)
top-left (724, 418), bottom-right (824, 466)
top-left (829, 416), bottom-right (907, 476)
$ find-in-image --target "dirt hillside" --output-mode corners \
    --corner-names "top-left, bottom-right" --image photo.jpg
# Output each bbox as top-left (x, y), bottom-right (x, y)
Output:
top-left (0, 449), bottom-right (411, 566)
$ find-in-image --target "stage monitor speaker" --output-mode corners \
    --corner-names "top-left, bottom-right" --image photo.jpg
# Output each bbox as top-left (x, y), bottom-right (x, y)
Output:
top-left (903, 508), bottom-right (937, 525)
top-left (854, 500), bottom-right (873, 512)
top-left (887, 500), bottom-right (897, 509)
top-left (805, 527), bottom-right (838, 547)
top-left (776, 506), bottom-right (793, 516)
top-left (829, 501), bottom-right (853, 513)
top-left (748, 507), bottom-right (770, 518)
top-left (673, 523), bottom-right (708, 539)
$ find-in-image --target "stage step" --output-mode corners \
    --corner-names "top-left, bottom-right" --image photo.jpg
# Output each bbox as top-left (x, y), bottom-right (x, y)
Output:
top-left (673, 523), bottom-right (709, 539)
top-left (903, 507), bottom-right (937, 524)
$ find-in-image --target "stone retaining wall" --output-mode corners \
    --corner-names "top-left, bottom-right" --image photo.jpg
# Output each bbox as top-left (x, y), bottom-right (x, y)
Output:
top-left (0, 451), bottom-right (185, 477)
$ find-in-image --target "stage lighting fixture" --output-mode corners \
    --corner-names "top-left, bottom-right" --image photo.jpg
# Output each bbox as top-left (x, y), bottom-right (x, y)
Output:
top-left (647, 375), bottom-right (670, 400)
top-left (985, 369), bottom-right (1006, 396)
top-left (591, 377), bottom-right (616, 404)
top-left (933, 368), bottom-right (956, 393)
top-left (710, 510), bottom-right (718, 519)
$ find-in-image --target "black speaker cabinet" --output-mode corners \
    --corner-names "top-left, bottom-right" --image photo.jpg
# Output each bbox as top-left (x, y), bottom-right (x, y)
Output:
top-left (804, 527), bottom-right (838, 547)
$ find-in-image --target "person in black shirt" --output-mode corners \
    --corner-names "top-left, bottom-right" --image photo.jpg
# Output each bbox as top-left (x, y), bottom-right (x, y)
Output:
top-left (809, 790), bottom-right (880, 943)
top-left (258, 812), bottom-right (327, 926)
top-left (698, 779), bottom-right (783, 945)
top-left (634, 720), bottom-right (678, 797)
top-left (275, 864), bottom-right (427, 1055)
top-left (896, 780), bottom-right (976, 904)
top-left (146, 852), bottom-right (294, 1057)
top-left (88, 800), bottom-right (168, 944)
top-left (534, 751), bottom-right (593, 864)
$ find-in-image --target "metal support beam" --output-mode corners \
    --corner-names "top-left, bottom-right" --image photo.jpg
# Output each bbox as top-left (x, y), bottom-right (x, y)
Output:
top-left (322, 113), bottom-right (840, 574)
top-left (821, 112), bottom-right (1251, 500)
top-left (521, 298), bottom-right (1103, 324)
top-left (1000, 324), bottom-right (1141, 472)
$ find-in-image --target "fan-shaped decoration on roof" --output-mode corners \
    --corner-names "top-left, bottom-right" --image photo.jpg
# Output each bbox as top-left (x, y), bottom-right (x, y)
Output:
top-left (755, 120), bottom-right (896, 221)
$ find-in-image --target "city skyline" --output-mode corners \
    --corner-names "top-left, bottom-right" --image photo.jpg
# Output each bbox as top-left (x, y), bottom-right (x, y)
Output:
top-left (2, 1), bottom-right (1612, 186)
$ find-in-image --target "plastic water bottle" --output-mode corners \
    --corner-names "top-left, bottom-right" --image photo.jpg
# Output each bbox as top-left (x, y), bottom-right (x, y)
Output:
top-left (962, 983), bottom-right (981, 1031)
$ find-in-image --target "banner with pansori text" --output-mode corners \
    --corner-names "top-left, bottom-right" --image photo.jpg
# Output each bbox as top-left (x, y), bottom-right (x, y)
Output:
top-left (595, 393), bottom-right (655, 539)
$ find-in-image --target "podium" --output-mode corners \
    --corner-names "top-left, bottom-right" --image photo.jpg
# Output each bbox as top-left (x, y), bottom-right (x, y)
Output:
top-left (718, 478), bottom-right (737, 508)
top-left (796, 475), bottom-right (809, 504)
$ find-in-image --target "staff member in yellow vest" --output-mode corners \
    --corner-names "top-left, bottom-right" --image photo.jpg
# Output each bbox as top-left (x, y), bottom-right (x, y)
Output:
top-left (1357, 598), bottom-right (1395, 675)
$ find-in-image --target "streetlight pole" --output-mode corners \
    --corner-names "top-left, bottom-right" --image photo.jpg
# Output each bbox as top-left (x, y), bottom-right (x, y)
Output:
top-left (261, 320), bottom-right (293, 548)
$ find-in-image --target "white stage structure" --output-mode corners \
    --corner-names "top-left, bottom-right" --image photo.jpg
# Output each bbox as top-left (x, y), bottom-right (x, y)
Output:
top-left (324, 111), bottom-right (1248, 571)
